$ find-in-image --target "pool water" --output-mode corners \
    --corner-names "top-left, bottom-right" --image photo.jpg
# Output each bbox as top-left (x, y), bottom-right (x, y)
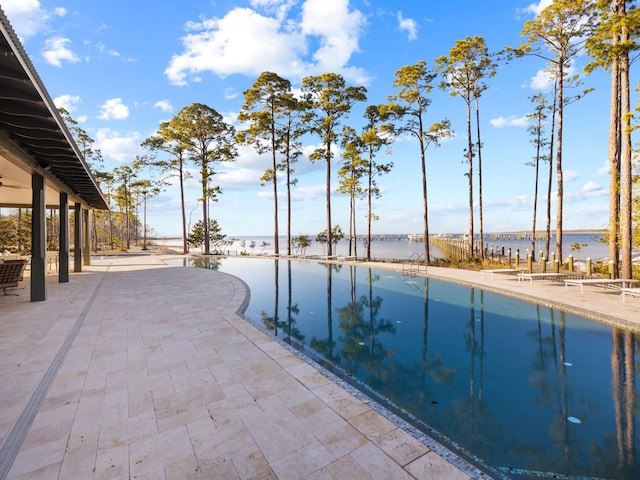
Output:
top-left (183, 257), bottom-right (639, 479)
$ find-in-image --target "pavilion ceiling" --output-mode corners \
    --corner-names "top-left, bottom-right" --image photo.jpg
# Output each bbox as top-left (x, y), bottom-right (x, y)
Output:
top-left (0, 7), bottom-right (108, 210)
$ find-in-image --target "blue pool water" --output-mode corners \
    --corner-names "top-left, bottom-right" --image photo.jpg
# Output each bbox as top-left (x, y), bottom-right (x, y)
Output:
top-left (180, 257), bottom-right (639, 480)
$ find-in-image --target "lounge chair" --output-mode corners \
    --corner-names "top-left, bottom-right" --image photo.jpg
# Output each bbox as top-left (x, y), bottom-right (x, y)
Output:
top-left (517, 272), bottom-right (567, 284)
top-left (0, 259), bottom-right (28, 295)
top-left (480, 268), bottom-right (526, 280)
top-left (620, 288), bottom-right (640, 303)
top-left (564, 278), bottom-right (640, 294)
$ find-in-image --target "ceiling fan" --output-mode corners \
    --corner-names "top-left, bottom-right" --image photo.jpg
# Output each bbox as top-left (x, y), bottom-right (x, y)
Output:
top-left (0, 176), bottom-right (28, 189)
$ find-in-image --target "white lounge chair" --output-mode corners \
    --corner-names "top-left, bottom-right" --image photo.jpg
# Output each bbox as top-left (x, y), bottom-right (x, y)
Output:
top-left (621, 288), bottom-right (640, 303)
top-left (480, 268), bottom-right (526, 280)
top-left (564, 278), bottom-right (640, 294)
top-left (517, 272), bottom-right (567, 284)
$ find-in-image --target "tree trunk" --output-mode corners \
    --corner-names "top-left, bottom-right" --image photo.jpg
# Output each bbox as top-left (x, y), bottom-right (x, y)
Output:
top-left (348, 186), bottom-right (354, 257)
top-left (419, 107), bottom-right (430, 264)
top-left (475, 98), bottom-right (484, 259)
top-left (179, 160), bottom-right (188, 254)
top-left (608, 43), bottom-right (621, 279)
top-left (421, 141), bottom-right (429, 264)
top-left (531, 115), bottom-right (542, 262)
top-left (352, 188), bottom-right (357, 258)
top-left (286, 140), bottom-right (292, 256)
top-left (466, 100), bottom-right (474, 258)
top-left (619, 0), bottom-right (632, 279)
top-left (546, 81), bottom-right (557, 261)
top-left (555, 59), bottom-right (565, 264)
top-left (367, 151), bottom-right (373, 260)
top-left (272, 121), bottom-right (279, 256)
top-left (326, 144), bottom-right (333, 256)
top-left (202, 159), bottom-right (209, 255)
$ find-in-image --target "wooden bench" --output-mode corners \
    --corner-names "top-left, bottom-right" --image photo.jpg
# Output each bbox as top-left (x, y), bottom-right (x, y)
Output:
top-left (0, 259), bottom-right (28, 295)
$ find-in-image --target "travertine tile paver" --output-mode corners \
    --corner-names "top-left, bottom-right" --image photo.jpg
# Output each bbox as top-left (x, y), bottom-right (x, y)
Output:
top-left (373, 427), bottom-right (430, 467)
top-left (350, 442), bottom-right (415, 479)
top-left (406, 450), bottom-right (473, 480)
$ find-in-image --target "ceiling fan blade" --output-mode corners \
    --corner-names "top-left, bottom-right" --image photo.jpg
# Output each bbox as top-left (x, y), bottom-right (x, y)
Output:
top-left (0, 177), bottom-right (28, 189)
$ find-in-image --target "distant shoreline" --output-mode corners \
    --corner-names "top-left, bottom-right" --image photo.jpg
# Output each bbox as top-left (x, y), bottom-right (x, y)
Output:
top-left (152, 229), bottom-right (606, 240)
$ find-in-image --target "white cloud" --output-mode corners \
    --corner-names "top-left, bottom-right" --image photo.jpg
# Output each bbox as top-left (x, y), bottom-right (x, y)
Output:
top-left (54, 94), bottom-right (82, 112)
top-left (582, 181), bottom-right (602, 193)
top-left (565, 183), bottom-right (607, 203)
top-left (301, 0), bottom-right (366, 73)
top-left (42, 37), bottom-right (80, 67)
top-left (397, 11), bottom-right (417, 41)
top-left (154, 100), bottom-right (173, 113)
top-left (564, 169), bottom-right (580, 182)
top-left (224, 88), bottom-right (239, 100)
top-left (98, 98), bottom-right (130, 120)
top-left (530, 63), bottom-right (576, 91)
top-left (97, 43), bottom-right (120, 58)
top-left (249, 0), bottom-right (295, 20)
top-left (490, 115), bottom-right (529, 128)
top-left (95, 42), bottom-right (135, 62)
top-left (94, 128), bottom-right (142, 162)
top-left (530, 69), bottom-right (554, 90)
top-left (289, 184), bottom-right (326, 202)
top-left (217, 168), bottom-right (262, 190)
top-left (166, 0), bottom-right (367, 85)
top-left (523, 0), bottom-right (553, 16)
top-left (2, 0), bottom-right (50, 39)
top-left (596, 160), bottom-right (609, 176)
top-left (166, 8), bottom-right (302, 85)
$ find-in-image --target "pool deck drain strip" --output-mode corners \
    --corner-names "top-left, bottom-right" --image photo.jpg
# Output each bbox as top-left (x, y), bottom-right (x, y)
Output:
top-left (0, 268), bottom-right (108, 480)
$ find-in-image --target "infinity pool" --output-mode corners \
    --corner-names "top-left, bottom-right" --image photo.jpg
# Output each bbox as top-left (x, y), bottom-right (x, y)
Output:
top-left (180, 257), bottom-right (639, 479)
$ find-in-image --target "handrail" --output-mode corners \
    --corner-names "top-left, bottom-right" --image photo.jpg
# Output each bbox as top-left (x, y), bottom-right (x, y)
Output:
top-left (402, 253), bottom-right (425, 277)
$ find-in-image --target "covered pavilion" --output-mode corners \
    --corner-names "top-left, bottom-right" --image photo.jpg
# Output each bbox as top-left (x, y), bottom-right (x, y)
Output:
top-left (0, 8), bottom-right (108, 301)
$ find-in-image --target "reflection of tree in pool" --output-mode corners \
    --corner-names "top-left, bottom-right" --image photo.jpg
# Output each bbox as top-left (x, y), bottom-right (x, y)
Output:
top-left (284, 260), bottom-right (304, 343)
top-left (448, 288), bottom-right (502, 463)
top-left (585, 328), bottom-right (637, 480)
top-left (503, 308), bottom-right (638, 478)
top-left (260, 259), bottom-right (304, 344)
top-left (334, 273), bottom-right (458, 431)
top-left (334, 266), bottom-right (396, 382)
top-left (386, 277), bottom-right (456, 421)
top-left (416, 278), bottom-right (455, 407)
top-left (527, 304), bottom-right (560, 406)
top-left (609, 329), bottom-right (636, 474)
top-left (310, 263), bottom-right (342, 363)
top-left (545, 312), bottom-right (602, 476)
top-left (189, 256), bottom-right (221, 270)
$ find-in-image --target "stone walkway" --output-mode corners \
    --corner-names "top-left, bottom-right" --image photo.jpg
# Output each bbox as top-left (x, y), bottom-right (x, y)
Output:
top-left (1, 253), bottom-right (480, 480)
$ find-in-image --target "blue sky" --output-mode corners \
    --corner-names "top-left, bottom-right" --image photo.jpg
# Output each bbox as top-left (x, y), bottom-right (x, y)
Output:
top-left (3, 0), bottom-right (630, 237)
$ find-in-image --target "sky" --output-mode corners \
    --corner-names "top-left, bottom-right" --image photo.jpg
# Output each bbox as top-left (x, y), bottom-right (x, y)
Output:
top-left (2, 0), bottom-right (634, 238)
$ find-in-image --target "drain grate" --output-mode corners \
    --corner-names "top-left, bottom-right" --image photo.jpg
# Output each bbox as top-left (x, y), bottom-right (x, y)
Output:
top-left (0, 269), bottom-right (108, 479)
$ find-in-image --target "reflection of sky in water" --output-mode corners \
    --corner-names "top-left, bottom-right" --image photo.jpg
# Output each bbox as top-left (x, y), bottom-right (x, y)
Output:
top-left (178, 257), bottom-right (639, 480)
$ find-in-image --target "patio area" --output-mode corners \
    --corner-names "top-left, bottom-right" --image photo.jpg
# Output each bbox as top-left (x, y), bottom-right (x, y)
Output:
top-left (1, 252), bottom-right (478, 480)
